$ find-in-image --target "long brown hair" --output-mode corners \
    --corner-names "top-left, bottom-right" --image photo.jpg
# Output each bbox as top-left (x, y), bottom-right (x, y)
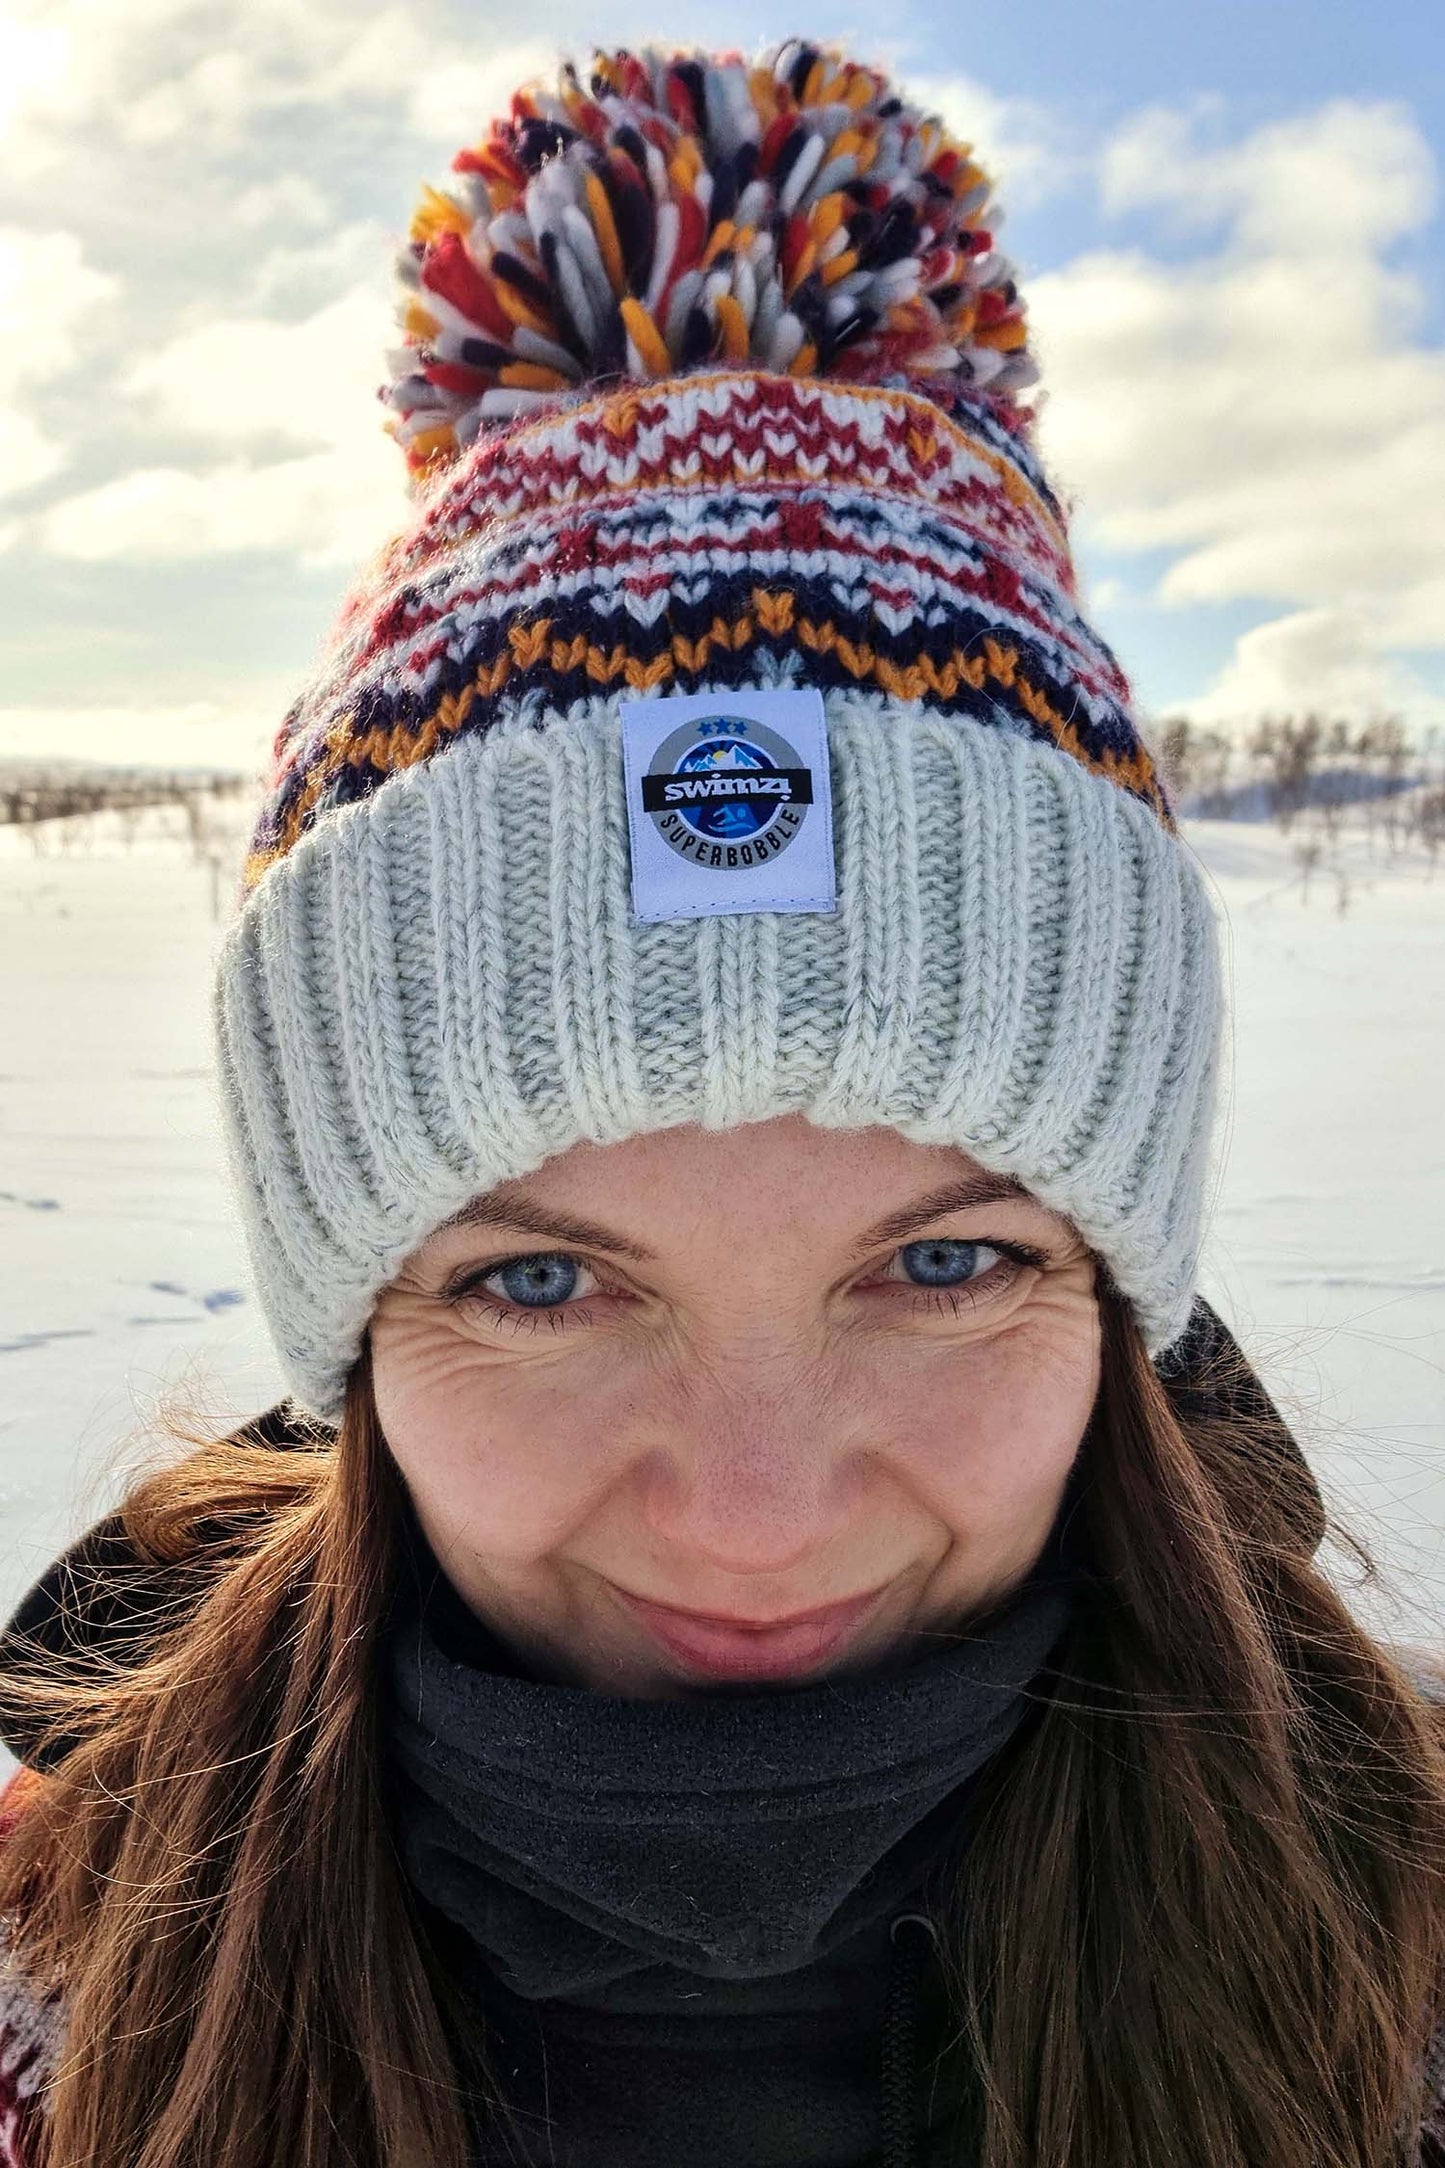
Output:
top-left (1, 1282), bottom-right (1443, 2168)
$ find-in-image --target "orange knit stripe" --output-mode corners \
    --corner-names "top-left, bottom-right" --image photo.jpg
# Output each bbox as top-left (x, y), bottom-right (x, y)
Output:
top-left (242, 606), bottom-right (1171, 890)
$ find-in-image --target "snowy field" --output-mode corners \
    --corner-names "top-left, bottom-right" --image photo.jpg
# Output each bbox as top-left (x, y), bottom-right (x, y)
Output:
top-left (0, 797), bottom-right (1441, 1698)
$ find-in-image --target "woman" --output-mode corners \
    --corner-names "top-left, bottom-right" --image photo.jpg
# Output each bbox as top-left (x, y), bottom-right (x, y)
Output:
top-left (1, 38), bottom-right (1443, 2168)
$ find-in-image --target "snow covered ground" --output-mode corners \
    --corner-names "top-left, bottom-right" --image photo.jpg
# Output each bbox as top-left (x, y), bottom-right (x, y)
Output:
top-left (0, 799), bottom-right (1441, 1686)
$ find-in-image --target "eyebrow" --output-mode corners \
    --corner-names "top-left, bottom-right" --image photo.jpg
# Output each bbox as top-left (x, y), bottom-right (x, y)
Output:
top-left (430, 1170), bottom-right (1035, 1265)
top-left (430, 1192), bottom-right (659, 1261)
top-left (843, 1172), bottom-right (1035, 1257)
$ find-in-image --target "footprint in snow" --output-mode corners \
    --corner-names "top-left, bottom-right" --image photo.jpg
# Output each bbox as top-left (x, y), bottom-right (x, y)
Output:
top-left (0, 1327), bottom-right (95, 1355)
top-left (145, 1282), bottom-right (246, 1315)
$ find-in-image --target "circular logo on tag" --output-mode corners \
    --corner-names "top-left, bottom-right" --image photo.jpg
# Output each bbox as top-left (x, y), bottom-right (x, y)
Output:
top-left (640, 714), bottom-right (816, 871)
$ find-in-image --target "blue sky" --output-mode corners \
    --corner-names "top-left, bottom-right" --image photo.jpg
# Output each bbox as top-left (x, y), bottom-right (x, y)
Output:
top-left (0, 0), bottom-right (1441, 769)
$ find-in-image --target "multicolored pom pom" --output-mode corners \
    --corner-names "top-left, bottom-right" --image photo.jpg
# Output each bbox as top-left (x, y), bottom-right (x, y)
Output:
top-left (383, 40), bottom-right (1038, 475)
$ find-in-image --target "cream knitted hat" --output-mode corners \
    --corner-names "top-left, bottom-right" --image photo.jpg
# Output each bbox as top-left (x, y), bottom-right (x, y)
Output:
top-left (215, 40), bottom-right (1223, 1422)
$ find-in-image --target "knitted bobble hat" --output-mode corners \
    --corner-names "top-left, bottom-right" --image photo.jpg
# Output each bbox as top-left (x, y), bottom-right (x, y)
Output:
top-left (217, 39), bottom-right (1224, 1424)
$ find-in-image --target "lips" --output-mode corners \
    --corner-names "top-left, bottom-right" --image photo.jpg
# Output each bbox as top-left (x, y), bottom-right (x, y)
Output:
top-left (614, 1585), bottom-right (887, 1683)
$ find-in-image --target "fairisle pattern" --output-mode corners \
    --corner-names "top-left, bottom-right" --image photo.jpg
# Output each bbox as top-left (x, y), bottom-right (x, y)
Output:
top-left (385, 40), bottom-right (1036, 473)
top-left (239, 41), bottom-right (1172, 893)
top-left (245, 372), bottom-right (1170, 891)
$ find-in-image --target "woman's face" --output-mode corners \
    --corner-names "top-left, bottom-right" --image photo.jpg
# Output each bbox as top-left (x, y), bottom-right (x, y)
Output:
top-left (370, 1115), bottom-right (1100, 1697)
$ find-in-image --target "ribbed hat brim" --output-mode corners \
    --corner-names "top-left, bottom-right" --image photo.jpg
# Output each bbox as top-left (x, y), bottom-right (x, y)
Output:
top-left (215, 690), bottom-right (1223, 1422)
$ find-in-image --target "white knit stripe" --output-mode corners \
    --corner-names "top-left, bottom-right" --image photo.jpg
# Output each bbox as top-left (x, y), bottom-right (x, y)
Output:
top-left (432, 733), bottom-right (552, 1167)
top-left (546, 717), bottom-right (647, 1138)
top-left (1053, 813), bottom-right (1146, 1213)
top-left (546, 721), bottom-right (597, 1130)
top-left (810, 708), bottom-right (921, 1122)
top-left (987, 758), bottom-right (1068, 1151)
top-left (703, 911), bottom-right (782, 1125)
top-left (1003, 752), bottom-right (1120, 1174)
top-left (495, 731), bottom-right (577, 1159)
top-left (340, 791), bottom-right (454, 1210)
top-left (320, 825), bottom-right (413, 1214)
top-left (384, 775), bottom-right (474, 1181)
top-left (1131, 847), bottom-right (1225, 1303)
top-left (696, 915), bottom-right (739, 1127)
top-left (217, 695), bottom-right (1221, 1418)
top-left (924, 722), bottom-right (1032, 1135)
top-left (420, 752), bottom-right (486, 1159)
top-left (586, 713), bottom-right (651, 1130)
top-left (802, 699), bottom-right (869, 1125)
top-left (1028, 768), bottom-right (1136, 1188)
top-left (1092, 906), bottom-right (1221, 1354)
top-left (631, 917), bottom-right (708, 1107)
top-left (769, 843), bottom-right (848, 1093)
top-left (743, 912), bottom-right (783, 1114)
top-left (253, 846), bottom-right (382, 1261)
top-left (214, 907), bottom-right (338, 1304)
top-left (1077, 790), bottom-right (1188, 1223)
top-left (908, 715), bottom-right (988, 1130)
top-left (1158, 888), bottom-right (1226, 1340)
top-left (369, 782), bottom-right (461, 1193)
top-left (896, 728), bottom-right (966, 1118)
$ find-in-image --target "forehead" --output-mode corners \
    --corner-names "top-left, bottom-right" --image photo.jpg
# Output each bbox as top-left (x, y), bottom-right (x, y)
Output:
top-left (423, 1117), bottom-right (1070, 1261)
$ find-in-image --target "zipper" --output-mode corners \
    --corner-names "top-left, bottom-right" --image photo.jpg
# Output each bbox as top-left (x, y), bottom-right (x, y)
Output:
top-left (880, 1909), bottom-right (940, 2168)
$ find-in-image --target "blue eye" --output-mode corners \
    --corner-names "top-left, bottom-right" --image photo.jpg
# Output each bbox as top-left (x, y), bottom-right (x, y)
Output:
top-left (898, 1238), bottom-right (989, 1287)
top-left (491, 1253), bottom-right (581, 1308)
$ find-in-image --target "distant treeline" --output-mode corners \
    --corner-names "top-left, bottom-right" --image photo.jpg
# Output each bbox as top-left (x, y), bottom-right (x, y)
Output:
top-left (3, 723), bottom-right (1443, 865)
top-left (0, 764), bottom-right (250, 828)
top-left (1156, 716), bottom-right (1444, 855)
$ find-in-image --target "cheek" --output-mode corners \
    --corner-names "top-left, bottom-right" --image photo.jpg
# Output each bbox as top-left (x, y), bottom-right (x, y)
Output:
top-left (867, 1301), bottom-right (1099, 1537)
top-left (371, 1310), bottom-right (645, 1564)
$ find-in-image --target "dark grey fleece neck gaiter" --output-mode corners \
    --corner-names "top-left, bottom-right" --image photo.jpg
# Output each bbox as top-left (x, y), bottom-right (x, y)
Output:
top-left (379, 1507), bottom-right (1079, 2005)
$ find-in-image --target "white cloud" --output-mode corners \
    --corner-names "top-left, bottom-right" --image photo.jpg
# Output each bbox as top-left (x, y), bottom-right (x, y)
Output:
top-left (0, 224), bottom-right (116, 500)
top-left (405, 38), bottom-right (562, 151)
top-left (246, 223), bottom-right (390, 314)
top-left (0, 0), bottom-right (545, 176)
top-left (0, 404), bottom-right (65, 497)
top-left (39, 437), bottom-right (403, 567)
top-left (0, 225), bottom-right (115, 375)
top-left (1183, 608), bottom-right (1445, 731)
top-left (1031, 99), bottom-right (1445, 723)
top-left (1, 0), bottom-right (440, 160)
top-left (1100, 96), bottom-right (1435, 256)
top-left (33, 281), bottom-right (403, 562)
top-left (125, 285), bottom-right (391, 449)
top-left (232, 174), bottom-right (332, 232)
top-left (0, 7), bottom-right (66, 137)
top-left (912, 70), bottom-right (1075, 213)
top-left (0, 1), bottom-right (537, 568)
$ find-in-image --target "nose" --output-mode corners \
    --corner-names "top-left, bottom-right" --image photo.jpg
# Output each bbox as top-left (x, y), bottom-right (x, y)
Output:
top-left (635, 1354), bottom-right (859, 1578)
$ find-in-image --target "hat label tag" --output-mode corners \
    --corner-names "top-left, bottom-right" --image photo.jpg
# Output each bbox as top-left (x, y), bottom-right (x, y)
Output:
top-left (620, 687), bottom-right (836, 925)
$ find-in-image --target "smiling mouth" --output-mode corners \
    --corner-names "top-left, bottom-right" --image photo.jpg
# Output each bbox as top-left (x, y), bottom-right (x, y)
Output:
top-left (612, 1585), bottom-right (890, 1682)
